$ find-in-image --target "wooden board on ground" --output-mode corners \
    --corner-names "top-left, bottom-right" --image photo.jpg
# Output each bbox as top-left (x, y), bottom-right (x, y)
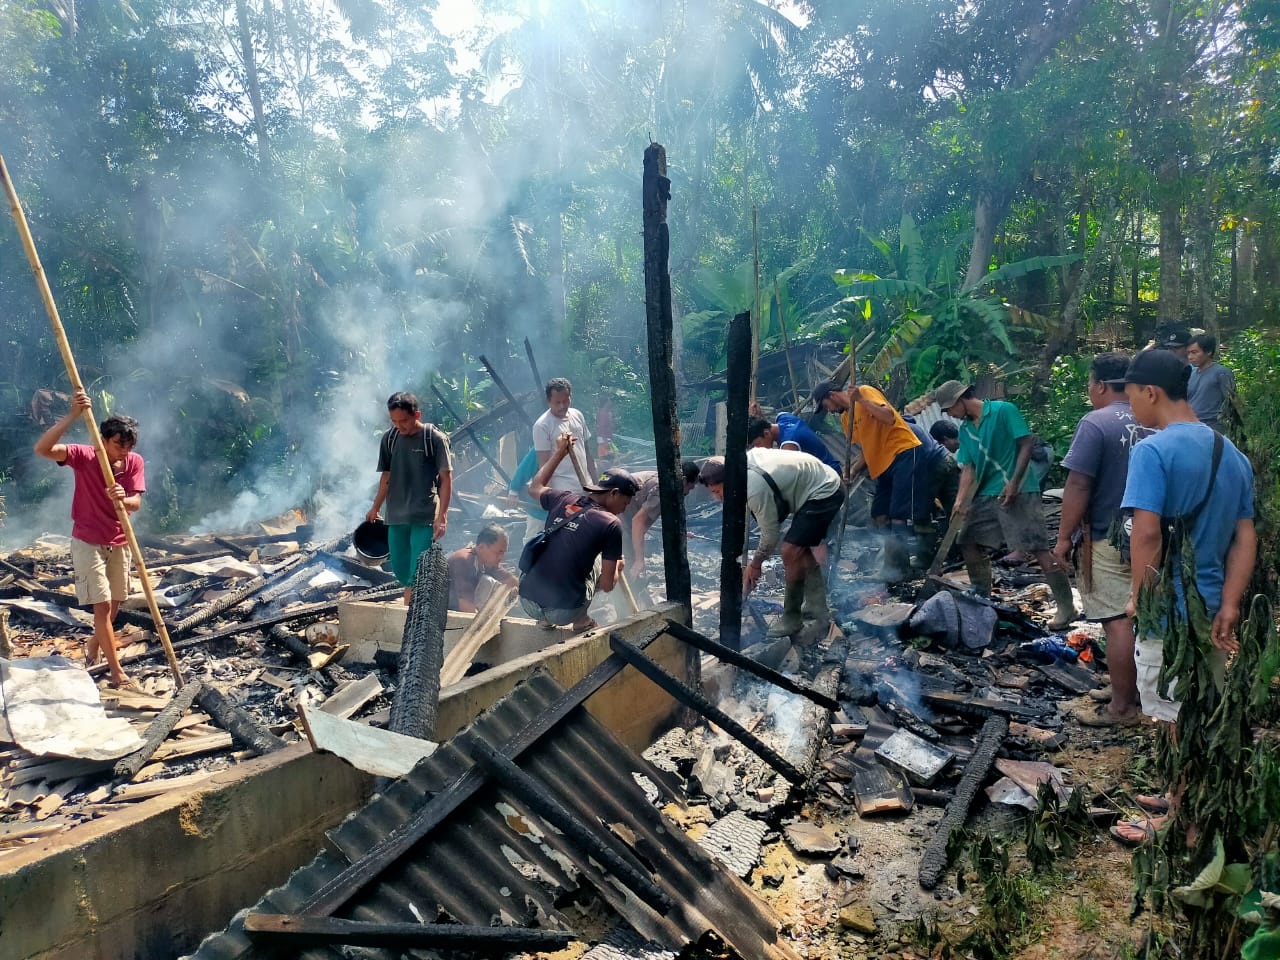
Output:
top-left (1008, 721), bottom-right (1068, 750)
top-left (318, 674), bottom-right (384, 720)
top-left (113, 769), bottom-right (216, 802)
top-left (1035, 660), bottom-right (1098, 695)
top-left (299, 703), bottom-right (437, 779)
top-left (847, 747), bottom-right (913, 816)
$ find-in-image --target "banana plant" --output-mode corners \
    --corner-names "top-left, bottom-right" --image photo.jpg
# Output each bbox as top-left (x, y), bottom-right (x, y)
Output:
top-left (828, 214), bottom-right (1081, 391)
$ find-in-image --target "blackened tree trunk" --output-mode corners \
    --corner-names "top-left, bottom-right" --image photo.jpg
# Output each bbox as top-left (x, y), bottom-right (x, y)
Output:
top-left (642, 143), bottom-right (692, 625)
top-left (718, 311), bottom-right (751, 651)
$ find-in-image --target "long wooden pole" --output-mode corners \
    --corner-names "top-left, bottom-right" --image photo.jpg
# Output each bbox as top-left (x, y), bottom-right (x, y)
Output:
top-left (750, 207), bottom-right (761, 408)
top-left (830, 329), bottom-right (877, 566)
top-left (0, 154), bottom-right (184, 684)
top-left (775, 280), bottom-right (801, 410)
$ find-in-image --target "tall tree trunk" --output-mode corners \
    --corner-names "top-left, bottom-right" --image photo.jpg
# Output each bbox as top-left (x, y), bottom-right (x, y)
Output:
top-left (235, 0), bottom-right (273, 176)
top-left (965, 168), bottom-right (1003, 289)
top-left (1157, 158), bottom-right (1183, 325)
top-left (1192, 198), bottom-right (1216, 333)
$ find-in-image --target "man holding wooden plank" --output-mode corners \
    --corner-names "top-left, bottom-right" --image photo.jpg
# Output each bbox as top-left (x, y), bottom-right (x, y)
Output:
top-left (33, 389), bottom-right (144, 689)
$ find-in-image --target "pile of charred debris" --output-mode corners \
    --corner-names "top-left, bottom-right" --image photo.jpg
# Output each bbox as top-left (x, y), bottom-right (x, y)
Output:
top-left (0, 515), bottom-right (405, 845)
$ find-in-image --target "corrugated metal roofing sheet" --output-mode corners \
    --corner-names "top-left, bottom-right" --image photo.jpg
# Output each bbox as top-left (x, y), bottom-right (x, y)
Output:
top-left (188, 668), bottom-right (799, 960)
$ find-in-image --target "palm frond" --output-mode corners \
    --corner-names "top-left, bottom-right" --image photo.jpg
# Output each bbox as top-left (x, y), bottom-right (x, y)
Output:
top-left (861, 313), bottom-right (935, 383)
top-left (962, 254), bottom-right (1083, 294)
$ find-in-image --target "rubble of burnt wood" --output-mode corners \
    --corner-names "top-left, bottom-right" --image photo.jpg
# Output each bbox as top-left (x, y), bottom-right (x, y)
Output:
top-left (0, 519), bottom-right (401, 849)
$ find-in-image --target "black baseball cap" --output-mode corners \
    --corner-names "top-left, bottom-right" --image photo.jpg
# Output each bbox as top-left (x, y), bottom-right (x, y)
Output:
top-left (1156, 326), bottom-right (1191, 349)
top-left (1112, 349), bottom-right (1191, 394)
top-left (583, 467), bottom-right (639, 496)
top-left (810, 380), bottom-right (837, 405)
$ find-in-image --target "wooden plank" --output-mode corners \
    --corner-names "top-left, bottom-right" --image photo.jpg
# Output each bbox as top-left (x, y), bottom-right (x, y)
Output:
top-left (112, 769), bottom-right (216, 802)
top-left (299, 705), bottom-right (436, 779)
top-left (439, 586), bottom-right (514, 687)
top-left (242, 914), bottom-right (573, 951)
top-left (34, 778), bottom-right (81, 820)
top-left (1008, 721), bottom-right (1068, 750)
top-left (846, 748), bottom-right (913, 816)
top-left (318, 674), bottom-right (384, 721)
top-left (153, 732), bottom-right (234, 762)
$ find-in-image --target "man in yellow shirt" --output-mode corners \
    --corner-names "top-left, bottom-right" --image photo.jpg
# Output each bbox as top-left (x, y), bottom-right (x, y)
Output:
top-left (812, 380), bottom-right (934, 580)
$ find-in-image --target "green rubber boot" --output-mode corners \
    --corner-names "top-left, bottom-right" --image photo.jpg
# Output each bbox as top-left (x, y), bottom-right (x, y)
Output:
top-left (801, 566), bottom-right (830, 625)
top-left (1046, 570), bottom-right (1080, 630)
top-left (880, 527), bottom-right (912, 583)
top-left (768, 579), bottom-right (806, 637)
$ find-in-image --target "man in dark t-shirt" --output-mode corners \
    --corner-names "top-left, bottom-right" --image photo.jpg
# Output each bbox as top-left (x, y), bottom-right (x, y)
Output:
top-left (367, 391), bottom-right (453, 604)
top-left (519, 434), bottom-right (637, 630)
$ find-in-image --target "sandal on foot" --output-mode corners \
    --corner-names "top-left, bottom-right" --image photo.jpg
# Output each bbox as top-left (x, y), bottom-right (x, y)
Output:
top-left (106, 677), bottom-right (143, 693)
top-left (1110, 815), bottom-right (1168, 846)
top-left (1070, 701), bottom-right (1143, 728)
top-left (1087, 684), bottom-right (1113, 702)
top-left (1135, 794), bottom-right (1171, 815)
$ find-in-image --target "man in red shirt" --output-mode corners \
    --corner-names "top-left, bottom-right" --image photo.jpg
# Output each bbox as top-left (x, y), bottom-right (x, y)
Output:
top-left (34, 390), bottom-right (145, 688)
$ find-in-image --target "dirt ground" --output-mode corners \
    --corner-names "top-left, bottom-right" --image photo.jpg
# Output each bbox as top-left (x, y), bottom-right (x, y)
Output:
top-left (738, 722), bottom-right (1170, 960)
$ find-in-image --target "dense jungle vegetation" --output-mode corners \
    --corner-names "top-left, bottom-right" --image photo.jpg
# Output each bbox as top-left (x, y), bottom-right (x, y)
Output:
top-left (0, 0), bottom-right (1278, 538)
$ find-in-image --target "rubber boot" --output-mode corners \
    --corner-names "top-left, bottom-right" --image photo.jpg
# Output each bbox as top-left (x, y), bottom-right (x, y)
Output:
top-left (768, 579), bottom-right (805, 637)
top-left (1046, 570), bottom-right (1080, 630)
top-left (966, 554), bottom-right (993, 598)
top-left (908, 526), bottom-right (935, 572)
top-left (880, 525), bottom-right (911, 583)
top-left (801, 566), bottom-right (830, 626)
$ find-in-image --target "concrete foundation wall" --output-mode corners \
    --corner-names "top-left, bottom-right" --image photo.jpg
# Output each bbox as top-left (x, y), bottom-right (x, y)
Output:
top-left (0, 604), bottom-right (686, 960)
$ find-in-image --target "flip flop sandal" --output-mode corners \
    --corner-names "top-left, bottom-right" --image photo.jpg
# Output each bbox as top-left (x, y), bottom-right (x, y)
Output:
top-left (1135, 794), bottom-right (1171, 815)
top-left (1110, 816), bottom-right (1167, 846)
top-left (106, 677), bottom-right (144, 693)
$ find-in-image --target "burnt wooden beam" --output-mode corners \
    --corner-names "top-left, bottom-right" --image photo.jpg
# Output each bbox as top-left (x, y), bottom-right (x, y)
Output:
top-left (918, 715), bottom-right (1008, 890)
top-left (608, 632), bottom-right (805, 786)
top-left (642, 141), bottom-right (693, 626)
top-left (431, 383), bottom-right (514, 488)
top-left (523, 337), bottom-right (544, 394)
top-left (90, 584), bottom-right (401, 675)
top-left (242, 914), bottom-right (573, 951)
top-left (662, 619), bottom-right (839, 711)
top-left (466, 735), bottom-right (673, 912)
top-left (113, 680), bottom-right (204, 781)
top-left (197, 685), bottom-right (288, 756)
top-left (719, 309), bottom-right (752, 651)
top-left (170, 553), bottom-right (309, 636)
top-left (478, 355), bottom-right (535, 429)
top-left (388, 546), bottom-right (447, 742)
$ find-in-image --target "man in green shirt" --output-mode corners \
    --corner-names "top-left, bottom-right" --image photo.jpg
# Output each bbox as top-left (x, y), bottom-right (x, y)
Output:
top-left (933, 381), bottom-right (1078, 630)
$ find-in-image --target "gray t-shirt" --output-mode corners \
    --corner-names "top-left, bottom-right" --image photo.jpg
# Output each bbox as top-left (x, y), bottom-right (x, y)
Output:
top-left (1060, 400), bottom-right (1149, 539)
top-left (623, 471), bottom-right (662, 525)
top-left (376, 425), bottom-right (452, 526)
top-left (1187, 362), bottom-right (1235, 427)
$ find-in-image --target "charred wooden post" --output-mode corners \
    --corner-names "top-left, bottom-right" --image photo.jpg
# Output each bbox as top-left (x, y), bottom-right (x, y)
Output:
top-left (478, 355), bottom-right (535, 428)
top-left (242, 915), bottom-right (573, 952)
top-left (431, 384), bottom-right (514, 488)
top-left (523, 337), bottom-right (544, 393)
top-left (234, 557), bottom-right (322, 618)
top-left (719, 309), bottom-right (752, 650)
top-left (197, 684), bottom-right (287, 756)
top-left (918, 715), bottom-right (1008, 889)
top-left (0, 607), bottom-right (12, 659)
top-left (171, 553), bottom-right (308, 636)
top-left (642, 142), bottom-right (693, 626)
top-left (113, 679), bottom-right (204, 781)
top-left (466, 735), bottom-right (673, 912)
top-left (388, 545), bottom-right (447, 741)
top-left (608, 633), bottom-right (805, 785)
top-left (662, 620), bottom-right (839, 710)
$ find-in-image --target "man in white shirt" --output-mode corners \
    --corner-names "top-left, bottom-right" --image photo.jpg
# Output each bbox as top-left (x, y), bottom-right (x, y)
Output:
top-left (531, 377), bottom-right (595, 493)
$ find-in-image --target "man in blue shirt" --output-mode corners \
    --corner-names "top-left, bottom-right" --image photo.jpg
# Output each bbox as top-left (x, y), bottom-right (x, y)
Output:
top-left (1111, 349), bottom-right (1256, 842)
top-left (1185, 334), bottom-right (1236, 430)
top-left (747, 413), bottom-right (842, 473)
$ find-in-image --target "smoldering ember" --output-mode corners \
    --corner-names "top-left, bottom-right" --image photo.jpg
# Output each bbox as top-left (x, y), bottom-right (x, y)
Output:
top-left (1, 4), bottom-right (1279, 960)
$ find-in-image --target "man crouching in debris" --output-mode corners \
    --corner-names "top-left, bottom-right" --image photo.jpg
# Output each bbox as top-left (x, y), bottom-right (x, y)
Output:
top-left (699, 450), bottom-right (844, 637)
top-left (367, 391), bottom-right (453, 605)
top-left (933, 380), bottom-right (1078, 630)
top-left (447, 524), bottom-right (518, 612)
top-left (33, 390), bottom-right (144, 689)
top-left (519, 435), bottom-right (637, 631)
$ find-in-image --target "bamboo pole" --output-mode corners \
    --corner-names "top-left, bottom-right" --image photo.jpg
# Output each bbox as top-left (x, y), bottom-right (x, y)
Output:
top-left (775, 280), bottom-right (801, 410)
top-left (0, 154), bottom-right (184, 684)
top-left (829, 329), bottom-right (876, 566)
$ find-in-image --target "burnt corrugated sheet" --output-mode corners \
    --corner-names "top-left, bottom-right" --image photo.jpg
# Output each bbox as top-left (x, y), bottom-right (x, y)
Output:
top-left (188, 669), bottom-right (800, 960)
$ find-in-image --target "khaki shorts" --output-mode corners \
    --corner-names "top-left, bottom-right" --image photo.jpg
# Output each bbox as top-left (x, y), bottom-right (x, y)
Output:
top-left (959, 493), bottom-right (1049, 553)
top-left (1077, 538), bottom-right (1130, 622)
top-left (1134, 632), bottom-right (1228, 723)
top-left (71, 538), bottom-right (132, 605)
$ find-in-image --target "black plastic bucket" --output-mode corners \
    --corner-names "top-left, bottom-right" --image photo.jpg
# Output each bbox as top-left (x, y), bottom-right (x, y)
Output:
top-left (352, 519), bottom-right (390, 564)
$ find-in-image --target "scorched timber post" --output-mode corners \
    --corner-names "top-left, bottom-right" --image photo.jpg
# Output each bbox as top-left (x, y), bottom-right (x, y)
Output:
top-left (641, 142), bottom-right (692, 624)
top-left (719, 310), bottom-right (751, 651)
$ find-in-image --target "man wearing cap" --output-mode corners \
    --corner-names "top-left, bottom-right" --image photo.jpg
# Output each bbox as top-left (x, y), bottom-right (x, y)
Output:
top-left (698, 448), bottom-right (844, 637)
top-left (1053, 352), bottom-right (1148, 726)
top-left (1185, 333), bottom-right (1236, 430)
top-left (747, 413), bottom-right (843, 473)
top-left (811, 380), bottom-right (934, 580)
top-left (933, 380), bottom-right (1078, 629)
top-left (520, 434), bottom-right (636, 631)
top-left (1149, 325), bottom-right (1191, 362)
top-left (624, 461), bottom-right (700, 580)
top-left (1110, 348), bottom-right (1255, 843)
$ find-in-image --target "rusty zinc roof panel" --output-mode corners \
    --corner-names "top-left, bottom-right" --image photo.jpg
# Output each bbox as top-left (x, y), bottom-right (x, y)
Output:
top-left (188, 669), bottom-right (798, 960)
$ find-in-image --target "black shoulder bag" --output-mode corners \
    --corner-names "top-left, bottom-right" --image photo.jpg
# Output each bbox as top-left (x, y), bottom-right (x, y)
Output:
top-left (517, 503), bottom-right (577, 574)
top-left (1111, 431), bottom-right (1224, 565)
